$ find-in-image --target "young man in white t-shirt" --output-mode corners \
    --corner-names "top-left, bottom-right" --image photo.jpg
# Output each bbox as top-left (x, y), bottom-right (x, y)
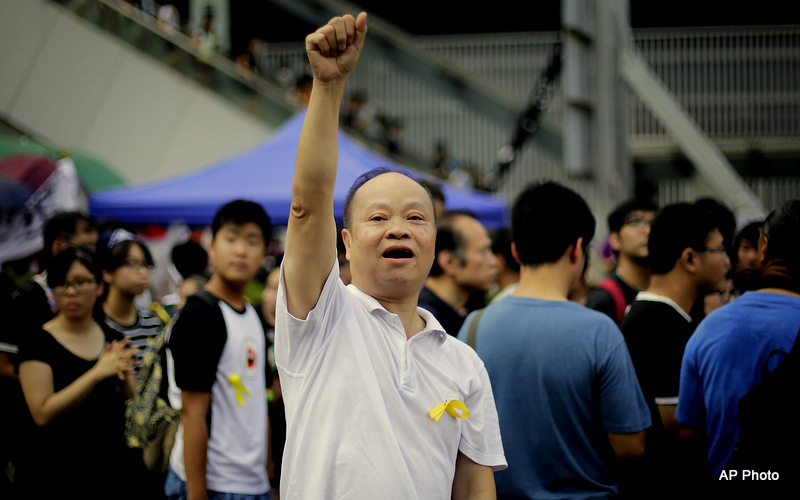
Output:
top-left (166, 200), bottom-right (272, 500)
top-left (275, 13), bottom-right (506, 499)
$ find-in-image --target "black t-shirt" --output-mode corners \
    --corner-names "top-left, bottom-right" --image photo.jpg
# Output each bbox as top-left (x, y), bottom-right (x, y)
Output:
top-left (621, 299), bottom-right (694, 404)
top-left (417, 286), bottom-right (465, 337)
top-left (618, 298), bottom-right (696, 495)
top-left (16, 325), bottom-right (136, 497)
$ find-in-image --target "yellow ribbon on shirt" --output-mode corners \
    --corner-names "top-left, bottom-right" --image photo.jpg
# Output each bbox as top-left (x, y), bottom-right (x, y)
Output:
top-left (228, 374), bottom-right (251, 405)
top-left (428, 400), bottom-right (470, 421)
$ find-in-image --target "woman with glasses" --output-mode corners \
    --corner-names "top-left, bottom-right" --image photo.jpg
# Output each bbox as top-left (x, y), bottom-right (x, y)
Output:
top-left (96, 229), bottom-right (165, 373)
top-left (17, 245), bottom-right (138, 499)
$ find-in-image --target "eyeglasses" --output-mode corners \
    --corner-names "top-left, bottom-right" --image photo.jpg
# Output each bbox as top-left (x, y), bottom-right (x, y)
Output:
top-left (53, 278), bottom-right (97, 296)
top-left (698, 247), bottom-right (728, 255)
top-left (123, 260), bottom-right (154, 272)
top-left (622, 216), bottom-right (653, 228)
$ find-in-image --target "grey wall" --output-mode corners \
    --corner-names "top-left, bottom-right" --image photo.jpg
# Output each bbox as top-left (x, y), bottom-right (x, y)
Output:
top-left (0, 0), bottom-right (274, 184)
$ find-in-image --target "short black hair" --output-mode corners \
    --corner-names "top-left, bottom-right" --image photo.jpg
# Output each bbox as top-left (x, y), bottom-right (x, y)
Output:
top-left (211, 199), bottom-right (272, 243)
top-left (491, 227), bottom-right (520, 273)
top-left (511, 181), bottom-right (595, 266)
top-left (47, 245), bottom-right (101, 289)
top-left (342, 167), bottom-right (436, 229)
top-left (761, 199), bottom-right (800, 276)
top-left (648, 203), bottom-right (719, 275)
top-left (694, 197), bottom-right (736, 248)
top-left (43, 211), bottom-right (96, 260)
top-left (607, 198), bottom-right (658, 234)
top-left (171, 241), bottom-right (209, 279)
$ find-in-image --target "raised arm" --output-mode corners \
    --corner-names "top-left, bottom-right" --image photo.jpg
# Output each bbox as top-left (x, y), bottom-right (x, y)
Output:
top-left (283, 13), bottom-right (368, 319)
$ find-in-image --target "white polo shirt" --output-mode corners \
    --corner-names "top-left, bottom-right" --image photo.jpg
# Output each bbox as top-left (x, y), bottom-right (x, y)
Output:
top-left (275, 261), bottom-right (506, 499)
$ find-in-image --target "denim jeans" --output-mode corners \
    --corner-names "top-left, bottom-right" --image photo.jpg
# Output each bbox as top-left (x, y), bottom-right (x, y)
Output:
top-left (164, 467), bottom-right (272, 500)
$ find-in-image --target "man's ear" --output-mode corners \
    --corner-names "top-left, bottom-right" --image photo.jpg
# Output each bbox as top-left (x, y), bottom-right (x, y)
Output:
top-left (342, 228), bottom-right (352, 261)
top-left (510, 242), bottom-right (522, 266)
top-left (437, 249), bottom-right (460, 274)
top-left (208, 238), bottom-right (216, 262)
top-left (569, 237), bottom-right (585, 264)
top-left (608, 232), bottom-right (622, 252)
top-left (680, 248), bottom-right (696, 272)
top-left (758, 233), bottom-right (768, 267)
top-left (102, 269), bottom-right (114, 285)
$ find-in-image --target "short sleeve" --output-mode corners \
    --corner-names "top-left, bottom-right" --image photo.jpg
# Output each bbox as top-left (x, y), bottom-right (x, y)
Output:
top-left (168, 293), bottom-right (227, 392)
top-left (458, 363), bottom-right (507, 471)
top-left (17, 328), bottom-right (53, 366)
top-left (274, 259), bottom-right (346, 375)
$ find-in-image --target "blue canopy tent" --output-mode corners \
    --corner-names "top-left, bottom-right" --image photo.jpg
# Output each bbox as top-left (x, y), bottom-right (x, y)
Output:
top-left (89, 110), bottom-right (509, 228)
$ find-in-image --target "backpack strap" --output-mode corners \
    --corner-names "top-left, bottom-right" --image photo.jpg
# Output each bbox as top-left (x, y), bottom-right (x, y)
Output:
top-left (151, 301), bottom-right (172, 325)
top-left (594, 278), bottom-right (627, 324)
top-left (465, 308), bottom-right (486, 350)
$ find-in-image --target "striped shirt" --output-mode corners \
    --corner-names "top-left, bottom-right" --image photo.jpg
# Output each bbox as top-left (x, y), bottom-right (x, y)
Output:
top-left (102, 308), bottom-right (164, 372)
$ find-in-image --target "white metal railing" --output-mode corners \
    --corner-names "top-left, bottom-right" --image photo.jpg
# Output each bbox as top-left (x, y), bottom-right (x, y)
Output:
top-left (262, 26), bottom-right (799, 215)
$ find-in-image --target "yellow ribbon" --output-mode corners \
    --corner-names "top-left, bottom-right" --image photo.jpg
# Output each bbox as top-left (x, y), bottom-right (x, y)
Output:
top-left (428, 400), bottom-right (470, 422)
top-left (228, 374), bottom-right (251, 405)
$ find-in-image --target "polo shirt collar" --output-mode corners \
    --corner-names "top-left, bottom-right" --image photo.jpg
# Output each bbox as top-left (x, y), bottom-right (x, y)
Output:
top-left (346, 284), bottom-right (448, 341)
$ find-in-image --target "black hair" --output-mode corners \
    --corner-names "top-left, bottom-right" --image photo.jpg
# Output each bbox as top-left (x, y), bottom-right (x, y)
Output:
top-left (761, 199), bottom-right (800, 276)
top-left (98, 238), bottom-right (154, 274)
top-left (427, 211), bottom-right (476, 277)
top-left (648, 203), bottom-right (720, 275)
top-left (171, 241), bottom-right (209, 279)
top-left (491, 227), bottom-right (520, 273)
top-left (342, 167), bottom-right (436, 229)
top-left (42, 211), bottom-right (96, 262)
top-left (607, 198), bottom-right (659, 234)
top-left (694, 197), bottom-right (736, 249)
top-left (511, 181), bottom-right (595, 266)
top-left (211, 199), bottom-right (272, 243)
top-left (46, 245), bottom-right (101, 289)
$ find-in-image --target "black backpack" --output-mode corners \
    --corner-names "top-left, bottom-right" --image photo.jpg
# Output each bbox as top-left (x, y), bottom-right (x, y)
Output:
top-left (730, 326), bottom-right (800, 475)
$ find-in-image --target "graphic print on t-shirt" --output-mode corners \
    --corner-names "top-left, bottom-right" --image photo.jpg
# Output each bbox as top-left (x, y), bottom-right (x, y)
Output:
top-left (242, 336), bottom-right (259, 380)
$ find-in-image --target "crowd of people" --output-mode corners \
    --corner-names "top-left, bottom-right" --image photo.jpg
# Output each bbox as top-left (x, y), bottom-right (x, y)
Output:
top-left (2, 11), bottom-right (799, 500)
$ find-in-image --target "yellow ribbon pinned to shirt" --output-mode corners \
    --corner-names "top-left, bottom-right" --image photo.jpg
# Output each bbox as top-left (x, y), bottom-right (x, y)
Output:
top-left (428, 400), bottom-right (470, 421)
top-left (228, 374), bottom-right (251, 405)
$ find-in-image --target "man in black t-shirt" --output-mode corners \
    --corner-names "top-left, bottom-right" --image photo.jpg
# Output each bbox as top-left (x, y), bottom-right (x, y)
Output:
top-left (619, 203), bottom-right (730, 498)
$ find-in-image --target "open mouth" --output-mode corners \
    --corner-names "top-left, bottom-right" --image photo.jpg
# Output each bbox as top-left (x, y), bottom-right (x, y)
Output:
top-left (382, 247), bottom-right (414, 259)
